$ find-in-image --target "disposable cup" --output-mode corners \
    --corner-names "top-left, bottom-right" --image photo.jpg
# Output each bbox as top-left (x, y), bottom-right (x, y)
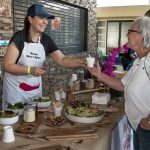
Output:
top-left (86, 57), bottom-right (95, 68)
top-left (2, 126), bottom-right (15, 143)
top-left (72, 74), bottom-right (77, 81)
top-left (55, 91), bottom-right (61, 101)
top-left (61, 91), bottom-right (66, 99)
top-left (54, 107), bottom-right (63, 116)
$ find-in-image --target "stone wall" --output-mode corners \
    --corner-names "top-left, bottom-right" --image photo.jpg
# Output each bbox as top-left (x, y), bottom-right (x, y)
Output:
top-left (42, 0), bottom-right (97, 96)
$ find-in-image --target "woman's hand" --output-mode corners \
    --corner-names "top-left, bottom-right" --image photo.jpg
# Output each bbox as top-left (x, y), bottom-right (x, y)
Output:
top-left (30, 67), bottom-right (46, 76)
top-left (140, 114), bottom-right (150, 130)
top-left (87, 61), bottom-right (102, 80)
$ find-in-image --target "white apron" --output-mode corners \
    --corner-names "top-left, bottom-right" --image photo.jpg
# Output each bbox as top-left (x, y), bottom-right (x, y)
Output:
top-left (2, 39), bottom-right (46, 105)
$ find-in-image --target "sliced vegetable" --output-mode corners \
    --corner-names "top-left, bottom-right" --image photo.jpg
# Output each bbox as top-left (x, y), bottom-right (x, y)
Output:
top-left (0, 110), bottom-right (17, 118)
top-left (33, 97), bottom-right (50, 102)
top-left (7, 102), bottom-right (27, 109)
top-left (45, 113), bottom-right (65, 126)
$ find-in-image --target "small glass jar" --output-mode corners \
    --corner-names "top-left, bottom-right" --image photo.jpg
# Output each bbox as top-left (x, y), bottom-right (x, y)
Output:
top-left (73, 80), bottom-right (80, 91)
top-left (23, 105), bottom-right (36, 122)
top-left (77, 70), bottom-right (84, 81)
top-left (87, 79), bottom-right (94, 89)
top-left (81, 80), bottom-right (87, 90)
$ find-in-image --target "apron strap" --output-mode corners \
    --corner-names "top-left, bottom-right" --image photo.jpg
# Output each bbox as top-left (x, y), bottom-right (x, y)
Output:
top-left (38, 36), bottom-right (41, 44)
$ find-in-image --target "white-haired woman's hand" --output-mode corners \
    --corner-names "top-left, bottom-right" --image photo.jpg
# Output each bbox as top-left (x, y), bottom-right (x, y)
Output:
top-left (87, 61), bottom-right (102, 80)
top-left (140, 114), bottom-right (150, 130)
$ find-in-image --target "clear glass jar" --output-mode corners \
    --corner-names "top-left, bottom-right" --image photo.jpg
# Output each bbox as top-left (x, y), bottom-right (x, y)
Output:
top-left (23, 105), bottom-right (36, 122)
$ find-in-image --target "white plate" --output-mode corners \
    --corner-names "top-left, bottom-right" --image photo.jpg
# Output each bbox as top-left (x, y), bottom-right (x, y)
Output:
top-left (65, 112), bottom-right (104, 124)
top-left (0, 113), bottom-right (19, 125)
top-left (33, 97), bottom-right (51, 108)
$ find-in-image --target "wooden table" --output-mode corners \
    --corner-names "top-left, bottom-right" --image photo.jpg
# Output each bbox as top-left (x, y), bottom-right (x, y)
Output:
top-left (0, 101), bottom-right (124, 150)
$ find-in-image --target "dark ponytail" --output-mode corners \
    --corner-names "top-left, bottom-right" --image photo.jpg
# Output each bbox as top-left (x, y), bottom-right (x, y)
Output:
top-left (24, 16), bottom-right (30, 42)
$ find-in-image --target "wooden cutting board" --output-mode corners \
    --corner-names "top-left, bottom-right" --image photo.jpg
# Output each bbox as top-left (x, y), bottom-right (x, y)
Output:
top-left (15, 143), bottom-right (68, 150)
top-left (97, 105), bottom-right (119, 112)
top-left (35, 145), bottom-right (67, 150)
top-left (45, 130), bottom-right (97, 138)
top-left (45, 131), bottom-right (98, 141)
top-left (15, 112), bottom-right (44, 134)
top-left (28, 126), bottom-right (98, 141)
top-left (28, 126), bottom-right (96, 138)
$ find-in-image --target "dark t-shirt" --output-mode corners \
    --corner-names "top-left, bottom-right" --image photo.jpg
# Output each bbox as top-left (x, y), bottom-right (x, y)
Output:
top-left (9, 30), bottom-right (58, 62)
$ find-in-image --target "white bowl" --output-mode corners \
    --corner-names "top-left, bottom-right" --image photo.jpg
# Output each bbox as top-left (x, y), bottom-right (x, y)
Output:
top-left (33, 97), bottom-right (51, 108)
top-left (7, 109), bottom-right (23, 115)
top-left (0, 112), bottom-right (19, 125)
top-left (65, 112), bottom-right (104, 124)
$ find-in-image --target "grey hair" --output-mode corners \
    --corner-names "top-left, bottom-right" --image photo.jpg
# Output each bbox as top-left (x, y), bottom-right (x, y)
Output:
top-left (131, 16), bottom-right (150, 48)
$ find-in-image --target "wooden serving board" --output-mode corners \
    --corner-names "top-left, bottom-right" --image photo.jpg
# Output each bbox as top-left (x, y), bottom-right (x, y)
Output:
top-left (15, 143), bottom-right (68, 150)
top-left (45, 131), bottom-right (98, 141)
top-left (28, 126), bottom-right (95, 138)
top-left (15, 112), bottom-right (44, 134)
top-left (97, 105), bottom-right (119, 113)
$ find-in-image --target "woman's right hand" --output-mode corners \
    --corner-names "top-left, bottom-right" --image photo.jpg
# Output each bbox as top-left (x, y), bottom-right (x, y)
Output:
top-left (30, 67), bottom-right (46, 76)
top-left (87, 61), bottom-right (102, 80)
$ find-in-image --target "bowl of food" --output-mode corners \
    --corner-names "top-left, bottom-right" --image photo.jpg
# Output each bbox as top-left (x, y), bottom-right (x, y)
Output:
top-left (45, 113), bottom-right (65, 127)
top-left (7, 102), bottom-right (26, 115)
top-left (33, 97), bottom-right (51, 108)
top-left (65, 101), bottom-right (104, 124)
top-left (0, 110), bottom-right (19, 125)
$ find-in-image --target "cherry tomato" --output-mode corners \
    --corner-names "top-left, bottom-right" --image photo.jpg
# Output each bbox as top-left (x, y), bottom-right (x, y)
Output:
top-left (47, 118), bottom-right (52, 123)
top-left (55, 117), bottom-right (64, 123)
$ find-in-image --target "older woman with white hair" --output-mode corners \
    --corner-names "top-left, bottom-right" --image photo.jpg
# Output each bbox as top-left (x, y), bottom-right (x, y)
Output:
top-left (88, 16), bottom-right (150, 150)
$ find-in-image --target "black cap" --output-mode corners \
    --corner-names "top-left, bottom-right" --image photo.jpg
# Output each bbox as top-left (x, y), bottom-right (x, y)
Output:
top-left (27, 4), bottom-right (55, 19)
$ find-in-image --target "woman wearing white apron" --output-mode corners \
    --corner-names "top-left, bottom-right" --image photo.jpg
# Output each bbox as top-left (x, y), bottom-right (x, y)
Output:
top-left (2, 4), bottom-right (86, 107)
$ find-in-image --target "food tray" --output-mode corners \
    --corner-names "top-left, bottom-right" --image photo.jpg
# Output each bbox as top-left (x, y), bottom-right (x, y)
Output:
top-left (15, 112), bottom-right (44, 134)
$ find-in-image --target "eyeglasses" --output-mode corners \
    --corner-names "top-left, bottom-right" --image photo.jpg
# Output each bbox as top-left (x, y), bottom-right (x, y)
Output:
top-left (128, 29), bottom-right (140, 34)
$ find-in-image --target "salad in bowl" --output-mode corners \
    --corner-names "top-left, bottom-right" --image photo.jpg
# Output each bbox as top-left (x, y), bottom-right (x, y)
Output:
top-left (0, 110), bottom-right (19, 125)
top-left (33, 96), bottom-right (51, 108)
top-left (65, 101), bottom-right (104, 123)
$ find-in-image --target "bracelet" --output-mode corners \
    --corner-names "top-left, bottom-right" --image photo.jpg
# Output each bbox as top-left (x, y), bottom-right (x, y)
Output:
top-left (27, 66), bottom-right (31, 74)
